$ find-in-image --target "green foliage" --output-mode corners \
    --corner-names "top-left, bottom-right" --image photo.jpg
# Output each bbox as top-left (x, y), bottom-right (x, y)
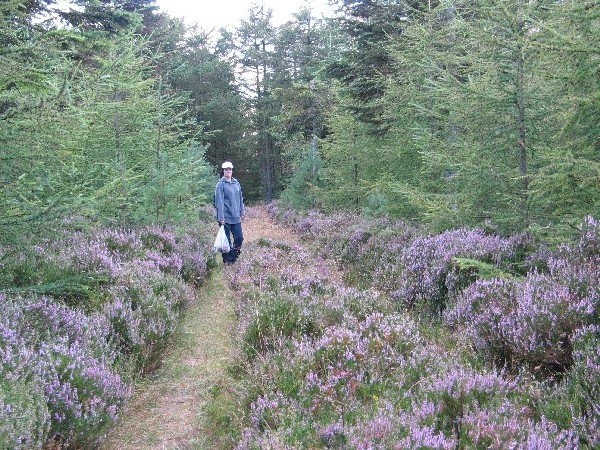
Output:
top-left (280, 147), bottom-right (321, 210)
top-left (526, 1), bottom-right (600, 240)
top-left (203, 383), bottom-right (242, 449)
top-left (243, 293), bottom-right (318, 360)
top-left (7, 274), bottom-right (110, 311)
top-left (0, 379), bottom-right (50, 450)
top-left (316, 0), bottom-right (599, 241)
top-left (318, 88), bottom-right (426, 220)
top-left (57, 0), bottom-right (147, 33)
top-left (0, 246), bottom-right (110, 313)
top-left (4, 0), bottom-right (592, 243)
top-left (166, 31), bottom-right (250, 184)
top-left (1, 26), bottom-right (214, 244)
top-left (361, 192), bottom-right (388, 218)
top-left (451, 257), bottom-right (514, 282)
top-left (318, 100), bottom-right (382, 214)
top-left (325, 0), bottom-right (411, 129)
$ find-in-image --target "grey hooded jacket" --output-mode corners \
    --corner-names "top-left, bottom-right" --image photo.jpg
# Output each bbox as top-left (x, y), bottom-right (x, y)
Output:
top-left (215, 177), bottom-right (245, 224)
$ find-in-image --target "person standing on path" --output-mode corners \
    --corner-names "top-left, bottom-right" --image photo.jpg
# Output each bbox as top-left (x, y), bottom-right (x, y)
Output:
top-left (214, 161), bottom-right (245, 265)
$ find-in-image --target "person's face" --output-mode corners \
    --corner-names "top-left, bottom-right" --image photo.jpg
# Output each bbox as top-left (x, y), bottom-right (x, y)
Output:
top-left (224, 167), bottom-right (233, 178)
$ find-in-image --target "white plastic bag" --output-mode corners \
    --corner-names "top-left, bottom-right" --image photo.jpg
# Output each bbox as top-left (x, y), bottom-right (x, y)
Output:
top-left (213, 225), bottom-right (231, 253)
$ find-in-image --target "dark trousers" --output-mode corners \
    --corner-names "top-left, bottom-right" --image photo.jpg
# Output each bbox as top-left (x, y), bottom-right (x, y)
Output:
top-left (223, 222), bottom-right (243, 264)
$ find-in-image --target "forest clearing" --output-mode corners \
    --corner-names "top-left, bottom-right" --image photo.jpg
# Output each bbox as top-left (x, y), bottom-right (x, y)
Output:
top-left (2, 0), bottom-right (599, 448)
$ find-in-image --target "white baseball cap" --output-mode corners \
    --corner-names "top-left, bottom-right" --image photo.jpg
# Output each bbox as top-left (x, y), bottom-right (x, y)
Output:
top-left (222, 161), bottom-right (233, 169)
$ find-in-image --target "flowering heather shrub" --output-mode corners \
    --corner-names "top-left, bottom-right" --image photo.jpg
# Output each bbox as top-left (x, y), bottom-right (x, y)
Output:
top-left (0, 378), bottom-right (50, 450)
top-left (299, 312), bottom-right (423, 383)
top-left (1, 219), bottom-right (212, 448)
top-left (174, 227), bottom-right (211, 286)
top-left (243, 293), bottom-right (320, 360)
top-left (557, 325), bottom-right (600, 448)
top-left (578, 215), bottom-right (600, 256)
top-left (267, 204), bottom-right (350, 242)
top-left (525, 216), bottom-right (599, 311)
top-left (234, 310), bottom-right (428, 449)
top-left (323, 218), bottom-right (415, 288)
top-left (229, 238), bottom-right (335, 298)
top-left (0, 294), bottom-right (51, 449)
top-left (52, 230), bottom-right (126, 278)
top-left (547, 220), bottom-right (600, 319)
top-left (0, 294), bottom-right (130, 448)
top-left (267, 202), bottom-right (417, 288)
top-left (318, 286), bottom-right (396, 325)
top-left (523, 417), bottom-right (580, 449)
top-left (459, 404), bottom-right (580, 449)
top-left (268, 202), bottom-right (533, 315)
top-left (418, 365), bottom-right (519, 439)
top-left (343, 355), bottom-right (578, 449)
top-left (570, 325), bottom-right (600, 412)
top-left (446, 217), bottom-right (599, 375)
top-left (292, 313), bottom-right (424, 432)
top-left (46, 223), bottom-right (210, 286)
top-left (348, 401), bottom-right (457, 450)
top-left (378, 228), bottom-right (532, 315)
top-left (225, 207), bottom-right (599, 448)
top-left (29, 223), bottom-right (202, 374)
top-left (105, 261), bottom-right (195, 373)
top-left (446, 272), bottom-right (594, 374)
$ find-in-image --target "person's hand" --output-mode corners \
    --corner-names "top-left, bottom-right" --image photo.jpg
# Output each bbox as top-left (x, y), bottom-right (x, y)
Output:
top-left (218, 221), bottom-right (224, 226)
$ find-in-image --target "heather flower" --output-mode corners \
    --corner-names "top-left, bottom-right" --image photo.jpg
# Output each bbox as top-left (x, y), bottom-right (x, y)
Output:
top-left (235, 394), bottom-right (304, 450)
top-left (0, 294), bottom-right (130, 447)
top-left (350, 405), bottom-right (395, 447)
top-left (0, 378), bottom-right (50, 450)
top-left (382, 227), bottom-right (529, 314)
top-left (458, 401), bottom-right (581, 450)
top-left (571, 414), bottom-right (600, 449)
top-left (249, 393), bottom-right (286, 430)
top-left (1, 216), bottom-right (212, 448)
top-left (349, 402), bottom-right (456, 450)
top-left (175, 231), bottom-right (210, 285)
top-left (318, 420), bottom-right (347, 447)
top-left (566, 325), bottom-right (600, 440)
top-left (446, 271), bottom-right (594, 373)
top-left (104, 263), bottom-right (194, 373)
top-left (393, 425), bottom-right (456, 450)
top-left (578, 215), bottom-right (600, 256)
top-left (523, 416), bottom-right (580, 450)
top-left (57, 232), bottom-right (123, 277)
top-left (230, 205), bottom-right (599, 448)
top-left (295, 312), bottom-right (423, 422)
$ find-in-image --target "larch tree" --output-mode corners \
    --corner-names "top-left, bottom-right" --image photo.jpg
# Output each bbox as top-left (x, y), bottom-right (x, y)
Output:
top-left (236, 4), bottom-right (280, 202)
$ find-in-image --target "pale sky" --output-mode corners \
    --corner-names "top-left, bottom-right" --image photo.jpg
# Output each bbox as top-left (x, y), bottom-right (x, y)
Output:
top-left (155, 0), bottom-right (336, 31)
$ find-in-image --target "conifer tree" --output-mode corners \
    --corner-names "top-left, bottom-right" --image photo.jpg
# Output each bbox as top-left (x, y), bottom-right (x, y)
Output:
top-left (236, 4), bottom-right (280, 201)
top-left (390, 0), bottom-right (555, 232)
top-left (526, 0), bottom-right (600, 238)
top-left (325, 0), bottom-right (427, 132)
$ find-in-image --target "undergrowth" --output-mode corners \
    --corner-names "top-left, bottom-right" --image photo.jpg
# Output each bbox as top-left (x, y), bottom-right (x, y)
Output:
top-left (206, 206), bottom-right (599, 449)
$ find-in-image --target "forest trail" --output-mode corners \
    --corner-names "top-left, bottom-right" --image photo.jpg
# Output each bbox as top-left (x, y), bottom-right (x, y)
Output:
top-left (100, 205), bottom-right (301, 450)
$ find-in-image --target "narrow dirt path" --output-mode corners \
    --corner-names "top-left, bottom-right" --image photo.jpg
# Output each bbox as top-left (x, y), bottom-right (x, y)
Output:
top-left (100, 205), bottom-right (289, 450)
top-left (99, 269), bottom-right (235, 450)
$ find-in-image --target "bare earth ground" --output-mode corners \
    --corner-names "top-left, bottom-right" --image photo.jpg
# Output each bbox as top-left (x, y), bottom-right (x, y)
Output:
top-left (100, 205), bottom-right (303, 450)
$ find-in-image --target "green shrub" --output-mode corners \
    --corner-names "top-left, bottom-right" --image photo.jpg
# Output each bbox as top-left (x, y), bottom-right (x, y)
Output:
top-left (0, 379), bottom-right (50, 450)
top-left (243, 294), bottom-right (318, 360)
